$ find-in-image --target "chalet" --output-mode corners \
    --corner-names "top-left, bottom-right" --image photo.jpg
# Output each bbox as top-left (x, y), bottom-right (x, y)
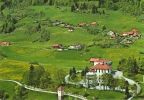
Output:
top-left (133, 33), bottom-right (141, 39)
top-left (65, 24), bottom-right (71, 28)
top-left (78, 23), bottom-right (86, 27)
top-left (126, 39), bottom-right (133, 44)
top-left (1, 42), bottom-right (10, 46)
top-left (107, 31), bottom-right (116, 36)
top-left (122, 32), bottom-right (129, 36)
top-left (52, 44), bottom-right (61, 48)
top-left (119, 34), bottom-right (124, 37)
top-left (87, 58), bottom-right (112, 83)
top-left (91, 22), bottom-right (98, 25)
top-left (53, 20), bottom-right (61, 25)
top-left (110, 34), bottom-right (116, 39)
top-left (68, 27), bottom-right (74, 32)
top-left (60, 22), bottom-right (65, 27)
top-left (68, 44), bottom-right (81, 50)
top-left (131, 29), bottom-right (138, 34)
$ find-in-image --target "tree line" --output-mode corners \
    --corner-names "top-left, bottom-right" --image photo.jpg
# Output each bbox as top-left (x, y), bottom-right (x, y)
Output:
top-left (117, 56), bottom-right (144, 74)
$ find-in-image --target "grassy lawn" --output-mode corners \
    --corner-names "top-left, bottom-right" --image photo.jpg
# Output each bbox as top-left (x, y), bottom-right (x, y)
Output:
top-left (63, 84), bottom-right (125, 100)
top-left (0, 81), bottom-right (57, 100)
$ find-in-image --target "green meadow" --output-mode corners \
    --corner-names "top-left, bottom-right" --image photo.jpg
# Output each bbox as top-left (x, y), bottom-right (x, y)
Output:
top-left (0, 5), bottom-right (144, 99)
top-left (1, 5), bottom-right (144, 79)
top-left (0, 81), bottom-right (57, 100)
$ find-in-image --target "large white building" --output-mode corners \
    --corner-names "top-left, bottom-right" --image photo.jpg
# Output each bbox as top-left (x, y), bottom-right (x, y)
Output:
top-left (87, 58), bottom-right (112, 83)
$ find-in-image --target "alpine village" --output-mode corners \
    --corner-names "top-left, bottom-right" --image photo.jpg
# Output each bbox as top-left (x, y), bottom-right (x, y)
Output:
top-left (1, 0), bottom-right (144, 100)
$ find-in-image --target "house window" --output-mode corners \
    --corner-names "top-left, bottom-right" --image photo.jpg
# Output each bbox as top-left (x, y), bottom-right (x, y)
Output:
top-left (99, 69), bottom-right (100, 73)
top-left (108, 70), bottom-right (109, 73)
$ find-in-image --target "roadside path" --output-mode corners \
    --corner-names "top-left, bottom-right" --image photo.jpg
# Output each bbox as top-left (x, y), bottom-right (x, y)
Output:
top-left (65, 70), bottom-right (142, 100)
top-left (0, 79), bottom-right (87, 100)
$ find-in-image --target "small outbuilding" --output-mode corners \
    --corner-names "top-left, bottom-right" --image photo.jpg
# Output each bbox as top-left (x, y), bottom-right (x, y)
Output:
top-left (1, 42), bottom-right (10, 46)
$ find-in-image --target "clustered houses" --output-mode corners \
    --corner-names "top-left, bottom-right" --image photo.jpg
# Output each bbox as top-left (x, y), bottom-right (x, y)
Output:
top-left (52, 43), bottom-right (82, 51)
top-left (53, 20), bottom-right (75, 32)
top-left (53, 19), bottom-right (99, 32)
top-left (86, 58), bottom-right (112, 83)
top-left (107, 29), bottom-right (141, 43)
top-left (119, 29), bottom-right (141, 39)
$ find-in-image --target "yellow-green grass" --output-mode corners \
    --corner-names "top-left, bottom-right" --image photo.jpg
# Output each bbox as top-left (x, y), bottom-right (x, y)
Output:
top-left (64, 85), bottom-right (125, 100)
top-left (0, 81), bottom-right (57, 100)
top-left (0, 5), bottom-right (144, 82)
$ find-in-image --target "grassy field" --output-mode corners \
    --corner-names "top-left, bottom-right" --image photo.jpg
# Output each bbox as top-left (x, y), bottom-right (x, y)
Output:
top-left (0, 5), bottom-right (144, 99)
top-left (0, 5), bottom-right (144, 80)
top-left (0, 81), bottom-right (57, 100)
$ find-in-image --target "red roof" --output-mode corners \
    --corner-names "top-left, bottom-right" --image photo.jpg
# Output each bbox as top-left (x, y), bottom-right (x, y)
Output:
top-left (127, 31), bottom-right (134, 35)
top-left (1, 42), bottom-right (10, 45)
top-left (52, 44), bottom-right (60, 47)
top-left (133, 33), bottom-right (141, 37)
top-left (91, 22), bottom-right (97, 25)
top-left (95, 60), bottom-right (109, 63)
top-left (131, 29), bottom-right (138, 32)
top-left (91, 64), bottom-right (111, 70)
top-left (78, 23), bottom-right (86, 27)
top-left (58, 86), bottom-right (64, 91)
top-left (110, 34), bottom-right (116, 38)
top-left (119, 34), bottom-right (123, 37)
top-left (90, 58), bottom-right (100, 62)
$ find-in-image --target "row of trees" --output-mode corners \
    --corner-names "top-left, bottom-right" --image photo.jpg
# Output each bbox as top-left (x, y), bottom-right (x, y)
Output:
top-left (22, 65), bottom-right (51, 89)
top-left (0, 89), bottom-right (9, 100)
top-left (22, 64), bottom-right (66, 88)
top-left (1, 14), bottom-right (17, 33)
top-left (117, 57), bottom-right (144, 74)
top-left (86, 73), bottom-right (133, 98)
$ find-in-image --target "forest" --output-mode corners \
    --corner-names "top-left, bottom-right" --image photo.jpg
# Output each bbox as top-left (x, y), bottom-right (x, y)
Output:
top-left (0, 0), bottom-right (143, 16)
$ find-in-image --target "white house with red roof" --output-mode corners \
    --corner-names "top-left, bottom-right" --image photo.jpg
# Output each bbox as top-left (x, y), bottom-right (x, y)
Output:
top-left (87, 58), bottom-right (112, 83)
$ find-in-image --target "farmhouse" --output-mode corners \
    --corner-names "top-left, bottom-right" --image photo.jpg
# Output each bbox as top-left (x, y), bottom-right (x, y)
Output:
top-left (1, 42), bottom-right (10, 46)
top-left (68, 44), bottom-right (81, 50)
top-left (119, 29), bottom-right (141, 38)
top-left (68, 27), bottom-right (74, 32)
top-left (52, 44), bottom-right (61, 48)
top-left (78, 23), bottom-right (86, 27)
top-left (91, 22), bottom-right (98, 25)
top-left (87, 58), bottom-right (112, 83)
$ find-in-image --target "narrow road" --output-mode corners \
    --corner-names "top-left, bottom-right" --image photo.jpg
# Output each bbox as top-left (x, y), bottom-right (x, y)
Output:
top-left (65, 70), bottom-right (142, 100)
top-left (0, 79), bottom-right (87, 100)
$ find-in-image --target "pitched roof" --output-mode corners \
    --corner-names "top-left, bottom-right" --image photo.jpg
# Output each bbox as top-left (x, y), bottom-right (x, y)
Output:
top-left (78, 23), bottom-right (86, 27)
top-left (1, 42), bottom-right (10, 45)
top-left (110, 34), bottom-right (116, 38)
top-left (95, 59), bottom-right (109, 63)
top-left (131, 29), bottom-right (138, 32)
top-left (58, 86), bottom-right (64, 91)
top-left (127, 31), bottom-right (134, 35)
top-left (133, 33), bottom-right (141, 37)
top-left (52, 44), bottom-right (60, 47)
top-left (91, 22), bottom-right (97, 25)
top-left (90, 58), bottom-right (100, 62)
top-left (90, 64), bottom-right (111, 70)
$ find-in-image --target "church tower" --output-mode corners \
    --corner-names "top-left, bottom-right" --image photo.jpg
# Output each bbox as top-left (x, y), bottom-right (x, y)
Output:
top-left (58, 86), bottom-right (64, 100)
